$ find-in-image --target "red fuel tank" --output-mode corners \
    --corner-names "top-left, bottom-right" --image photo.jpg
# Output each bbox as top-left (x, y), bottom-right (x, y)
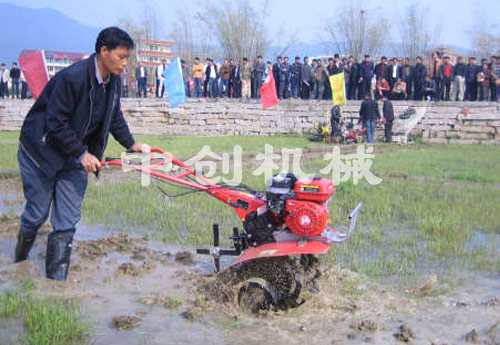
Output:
top-left (293, 177), bottom-right (335, 203)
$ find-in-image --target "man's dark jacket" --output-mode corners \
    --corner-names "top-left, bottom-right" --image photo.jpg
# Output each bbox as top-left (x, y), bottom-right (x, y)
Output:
top-left (360, 61), bottom-right (374, 79)
top-left (359, 99), bottom-right (380, 122)
top-left (19, 54), bottom-right (134, 178)
top-left (135, 66), bottom-right (147, 80)
top-left (383, 100), bottom-right (394, 122)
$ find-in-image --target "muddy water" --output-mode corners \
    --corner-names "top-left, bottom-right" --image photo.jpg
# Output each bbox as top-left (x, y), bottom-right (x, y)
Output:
top-left (0, 185), bottom-right (499, 344)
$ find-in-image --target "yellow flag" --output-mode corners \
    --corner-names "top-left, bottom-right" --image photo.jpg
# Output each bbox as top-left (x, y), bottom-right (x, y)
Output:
top-left (329, 72), bottom-right (346, 106)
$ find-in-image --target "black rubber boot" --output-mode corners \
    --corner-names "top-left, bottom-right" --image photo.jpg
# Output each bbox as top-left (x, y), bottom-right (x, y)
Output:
top-left (14, 231), bottom-right (37, 262)
top-left (45, 231), bottom-right (74, 281)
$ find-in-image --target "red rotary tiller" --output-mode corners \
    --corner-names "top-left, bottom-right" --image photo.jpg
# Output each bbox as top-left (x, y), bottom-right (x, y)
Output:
top-left (102, 148), bottom-right (361, 311)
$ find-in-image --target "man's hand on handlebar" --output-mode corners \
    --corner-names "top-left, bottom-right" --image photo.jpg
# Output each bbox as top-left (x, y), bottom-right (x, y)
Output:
top-left (80, 152), bottom-right (101, 173)
top-left (129, 143), bottom-right (151, 153)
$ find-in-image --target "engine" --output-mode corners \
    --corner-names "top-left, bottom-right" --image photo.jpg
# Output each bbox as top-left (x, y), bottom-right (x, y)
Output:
top-left (242, 173), bottom-right (335, 245)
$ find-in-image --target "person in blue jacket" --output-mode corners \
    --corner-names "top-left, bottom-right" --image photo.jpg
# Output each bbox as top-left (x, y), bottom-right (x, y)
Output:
top-left (15, 27), bottom-right (149, 281)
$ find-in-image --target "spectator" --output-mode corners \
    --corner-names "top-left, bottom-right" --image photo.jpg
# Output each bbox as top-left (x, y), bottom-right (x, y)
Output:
top-left (240, 57), bottom-right (252, 100)
top-left (454, 56), bottom-right (466, 101)
top-left (489, 56), bottom-right (498, 101)
top-left (414, 56), bottom-right (427, 101)
top-left (301, 57), bottom-right (312, 99)
top-left (390, 78), bottom-right (407, 100)
top-left (402, 57), bottom-right (413, 99)
top-left (290, 56), bottom-right (302, 99)
top-left (333, 54), bottom-right (343, 74)
top-left (310, 59), bottom-right (317, 97)
top-left (1, 64), bottom-right (10, 99)
top-left (382, 97), bottom-right (394, 143)
top-left (359, 93), bottom-right (380, 144)
top-left (207, 59), bottom-right (218, 98)
top-left (388, 58), bottom-right (402, 88)
top-left (325, 57), bottom-right (336, 99)
top-left (253, 56), bottom-right (265, 99)
top-left (428, 51), bottom-right (442, 101)
top-left (478, 60), bottom-right (491, 102)
top-left (346, 56), bottom-right (357, 100)
top-left (20, 71), bottom-right (27, 99)
top-left (202, 58), bottom-right (210, 97)
top-left (313, 59), bottom-right (328, 100)
top-left (279, 56), bottom-right (291, 99)
top-left (488, 56), bottom-right (498, 102)
top-left (135, 61), bottom-right (147, 98)
top-left (354, 58), bottom-right (363, 100)
top-left (360, 55), bottom-right (374, 97)
top-left (192, 57), bottom-right (203, 98)
top-left (10, 62), bottom-right (20, 98)
top-left (181, 59), bottom-right (190, 97)
top-left (272, 57), bottom-right (282, 97)
top-left (219, 59), bottom-right (231, 97)
top-left (466, 57), bottom-right (480, 101)
top-left (424, 75), bottom-right (436, 101)
top-left (439, 56), bottom-right (454, 101)
top-left (231, 60), bottom-right (241, 98)
top-left (492, 56), bottom-right (500, 102)
top-left (375, 56), bottom-right (388, 81)
top-left (376, 77), bottom-right (390, 99)
top-left (155, 59), bottom-right (167, 98)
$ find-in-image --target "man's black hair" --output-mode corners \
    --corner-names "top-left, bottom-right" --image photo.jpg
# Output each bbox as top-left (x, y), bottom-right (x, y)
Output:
top-left (295, 56), bottom-right (300, 60)
top-left (195, 57), bottom-right (200, 60)
top-left (257, 55), bottom-right (262, 59)
top-left (328, 57), bottom-right (334, 61)
top-left (95, 26), bottom-right (134, 54)
top-left (277, 56), bottom-right (282, 59)
top-left (12, 62), bottom-right (17, 66)
top-left (416, 56), bottom-right (422, 60)
top-left (334, 53), bottom-right (339, 58)
top-left (181, 59), bottom-right (185, 64)
top-left (284, 56), bottom-right (289, 60)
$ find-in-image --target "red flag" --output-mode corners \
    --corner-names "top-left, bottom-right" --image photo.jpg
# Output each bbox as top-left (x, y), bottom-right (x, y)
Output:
top-left (18, 50), bottom-right (49, 100)
top-left (259, 66), bottom-right (278, 109)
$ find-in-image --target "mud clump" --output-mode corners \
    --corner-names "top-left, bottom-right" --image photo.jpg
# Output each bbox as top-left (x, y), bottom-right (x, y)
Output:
top-left (465, 329), bottom-right (480, 343)
top-left (481, 297), bottom-right (500, 307)
top-left (200, 255), bottom-right (321, 314)
top-left (175, 251), bottom-right (194, 265)
top-left (112, 315), bottom-right (142, 330)
top-left (417, 274), bottom-right (437, 296)
top-left (351, 319), bottom-right (378, 332)
top-left (76, 234), bottom-right (146, 259)
top-left (116, 261), bottom-right (156, 277)
top-left (394, 323), bottom-right (415, 342)
top-left (138, 296), bottom-right (183, 309)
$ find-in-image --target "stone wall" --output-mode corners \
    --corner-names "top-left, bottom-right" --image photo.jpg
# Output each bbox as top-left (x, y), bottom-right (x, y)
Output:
top-left (1, 98), bottom-right (499, 144)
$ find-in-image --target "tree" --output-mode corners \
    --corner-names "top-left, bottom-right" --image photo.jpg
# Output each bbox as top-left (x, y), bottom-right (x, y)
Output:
top-left (395, 4), bottom-right (440, 60)
top-left (324, 4), bottom-right (388, 59)
top-left (197, 0), bottom-right (271, 61)
top-left (468, 12), bottom-right (500, 58)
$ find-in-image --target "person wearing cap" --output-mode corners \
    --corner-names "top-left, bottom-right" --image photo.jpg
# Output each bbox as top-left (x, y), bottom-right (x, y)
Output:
top-left (359, 55), bottom-right (374, 97)
top-left (290, 56), bottom-right (302, 99)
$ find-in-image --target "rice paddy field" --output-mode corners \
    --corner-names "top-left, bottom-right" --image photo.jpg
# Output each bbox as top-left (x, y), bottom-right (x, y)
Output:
top-left (1, 131), bottom-right (499, 344)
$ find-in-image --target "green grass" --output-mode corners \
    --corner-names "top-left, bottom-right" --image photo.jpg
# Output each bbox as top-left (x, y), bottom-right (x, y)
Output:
top-left (0, 290), bottom-right (87, 345)
top-left (310, 143), bottom-right (500, 184)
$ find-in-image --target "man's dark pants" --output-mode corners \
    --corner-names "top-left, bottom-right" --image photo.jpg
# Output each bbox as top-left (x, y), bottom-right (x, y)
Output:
top-left (18, 145), bottom-right (87, 239)
top-left (442, 76), bottom-right (452, 101)
top-left (384, 121), bottom-right (393, 143)
top-left (137, 78), bottom-right (147, 98)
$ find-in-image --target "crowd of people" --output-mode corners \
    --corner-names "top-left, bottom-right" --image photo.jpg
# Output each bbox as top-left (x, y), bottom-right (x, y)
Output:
top-left (147, 51), bottom-right (500, 103)
top-left (0, 62), bottom-right (28, 99)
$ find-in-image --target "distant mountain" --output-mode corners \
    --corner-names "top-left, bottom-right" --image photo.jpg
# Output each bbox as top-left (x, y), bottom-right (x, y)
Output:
top-left (0, 2), bottom-right (99, 64)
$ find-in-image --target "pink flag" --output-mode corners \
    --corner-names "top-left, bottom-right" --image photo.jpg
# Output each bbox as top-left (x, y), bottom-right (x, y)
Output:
top-left (19, 50), bottom-right (49, 100)
top-left (259, 66), bottom-right (278, 109)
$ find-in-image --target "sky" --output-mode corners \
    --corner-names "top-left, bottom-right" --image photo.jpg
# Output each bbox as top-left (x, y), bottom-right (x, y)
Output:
top-left (3, 0), bottom-right (498, 49)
